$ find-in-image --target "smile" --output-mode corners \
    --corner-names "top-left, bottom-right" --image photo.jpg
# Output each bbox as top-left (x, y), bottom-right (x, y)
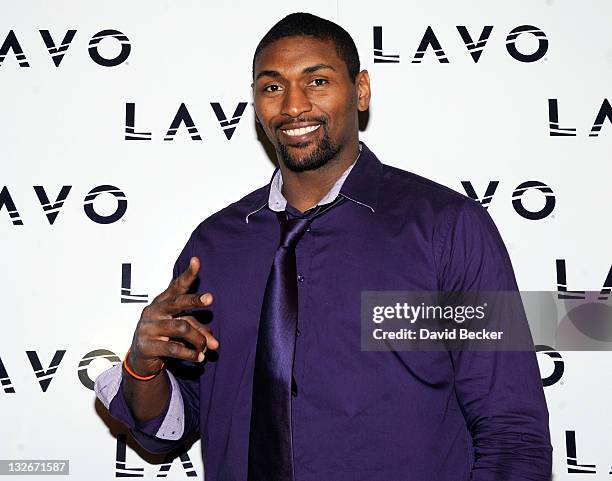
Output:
top-left (281, 124), bottom-right (321, 137)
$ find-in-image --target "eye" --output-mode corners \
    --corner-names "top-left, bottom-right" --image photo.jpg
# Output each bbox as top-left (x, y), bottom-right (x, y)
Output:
top-left (309, 78), bottom-right (329, 87)
top-left (263, 83), bottom-right (282, 93)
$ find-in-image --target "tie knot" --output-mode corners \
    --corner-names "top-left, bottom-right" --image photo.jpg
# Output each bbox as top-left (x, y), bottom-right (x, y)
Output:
top-left (277, 215), bottom-right (312, 249)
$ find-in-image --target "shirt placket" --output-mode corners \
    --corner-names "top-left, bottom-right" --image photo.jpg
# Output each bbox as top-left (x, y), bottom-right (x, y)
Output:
top-left (291, 219), bottom-right (316, 476)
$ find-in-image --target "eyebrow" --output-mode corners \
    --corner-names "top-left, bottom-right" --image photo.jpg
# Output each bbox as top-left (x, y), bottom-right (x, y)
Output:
top-left (255, 63), bottom-right (336, 80)
top-left (303, 63), bottom-right (336, 74)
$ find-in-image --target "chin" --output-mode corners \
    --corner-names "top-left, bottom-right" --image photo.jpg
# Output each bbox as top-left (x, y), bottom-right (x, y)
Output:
top-left (282, 148), bottom-right (335, 173)
top-left (275, 130), bottom-right (339, 173)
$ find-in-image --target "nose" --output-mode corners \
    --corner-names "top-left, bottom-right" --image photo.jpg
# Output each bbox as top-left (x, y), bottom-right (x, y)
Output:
top-left (281, 83), bottom-right (312, 118)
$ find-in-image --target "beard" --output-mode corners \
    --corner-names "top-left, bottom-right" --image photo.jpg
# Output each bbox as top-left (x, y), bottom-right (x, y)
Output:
top-left (276, 125), bottom-right (340, 173)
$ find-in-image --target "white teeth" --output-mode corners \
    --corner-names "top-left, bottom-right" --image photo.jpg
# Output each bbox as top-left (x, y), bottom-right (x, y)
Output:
top-left (283, 124), bottom-right (321, 136)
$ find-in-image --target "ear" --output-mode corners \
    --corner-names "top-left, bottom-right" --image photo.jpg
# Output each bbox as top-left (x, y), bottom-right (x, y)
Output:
top-left (355, 70), bottom-right (371, 112)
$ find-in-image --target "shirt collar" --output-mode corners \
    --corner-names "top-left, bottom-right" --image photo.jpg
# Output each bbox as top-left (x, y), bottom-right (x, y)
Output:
top-left (338, 141), bottom-right (382, 214)
top-left (267, 144), bottom-right (360, 213)
top-left (245, 141), bottom-right (383, 223)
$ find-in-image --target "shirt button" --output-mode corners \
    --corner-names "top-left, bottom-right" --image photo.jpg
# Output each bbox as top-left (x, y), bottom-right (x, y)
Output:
top-left (306, 226), bottom-right (311, 232)
top-left (296, 328), bottom-right (301, 336)
top-left (297, 274), bottom-right (305, 283)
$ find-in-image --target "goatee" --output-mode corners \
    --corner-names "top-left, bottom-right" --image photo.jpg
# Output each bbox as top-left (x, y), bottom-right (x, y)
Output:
top-left (277, 130), bottom-right (339, 173)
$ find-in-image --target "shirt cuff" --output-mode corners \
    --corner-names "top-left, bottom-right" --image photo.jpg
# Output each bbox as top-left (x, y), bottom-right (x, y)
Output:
top-left (94, 362), bottom-right (185, 440)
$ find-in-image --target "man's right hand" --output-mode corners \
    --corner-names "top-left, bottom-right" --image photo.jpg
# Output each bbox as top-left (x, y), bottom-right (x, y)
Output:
top-left (128, 256), bottom-right (219, 377)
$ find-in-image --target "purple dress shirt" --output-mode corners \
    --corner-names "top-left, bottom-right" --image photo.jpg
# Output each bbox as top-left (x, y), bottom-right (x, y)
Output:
top-left (95, 142), bottom-right (552, 481)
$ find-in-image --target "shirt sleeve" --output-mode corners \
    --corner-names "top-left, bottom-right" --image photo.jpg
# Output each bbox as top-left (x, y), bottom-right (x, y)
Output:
top-left (94, 363), bottom-right (188, 453)
top-left (436, 198), bottom-right (553, 481)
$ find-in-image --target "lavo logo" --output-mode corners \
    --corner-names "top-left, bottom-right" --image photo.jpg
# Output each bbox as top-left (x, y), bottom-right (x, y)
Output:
top-left (373, 25), bottom-right (548, 63)
top-left (461, 180), bottom-right (556, 220)
top-left (565, 431), bottom-right (597, 475)
top-left (556, 260), bottom-right (612, 301)
top-left (116, 434), bottom-right (197, 478)
top-left (0, 30), bottom-right (130, 68)
top-left (121, 263), bottom-right (148, 304)
top-left (554, 260), bottom-right (612, 348)
top-left (549, 98), bottom-right (612, 137)
top-left (125, 102), bottom-right (248, 141)
top-left (535, 345), bottom-right (564, 387)
top-left (0, 185), bottom-right (127, 225)
top-left (0, 348), bottom-right (120, 393)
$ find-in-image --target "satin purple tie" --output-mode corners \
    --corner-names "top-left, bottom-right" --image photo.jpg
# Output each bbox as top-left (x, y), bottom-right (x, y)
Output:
top-left (248, 210), bottom-right (314, 481)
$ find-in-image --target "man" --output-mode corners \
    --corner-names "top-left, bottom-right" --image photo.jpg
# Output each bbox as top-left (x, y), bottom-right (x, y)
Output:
top-left (95, 12), bottom-right (553, 481)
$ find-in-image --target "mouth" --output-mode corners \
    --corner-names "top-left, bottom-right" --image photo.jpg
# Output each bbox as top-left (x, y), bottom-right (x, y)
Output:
top-left (282, 124), bottom-right (321, 137)
top-left (278, 123), bottom-right (322, 144)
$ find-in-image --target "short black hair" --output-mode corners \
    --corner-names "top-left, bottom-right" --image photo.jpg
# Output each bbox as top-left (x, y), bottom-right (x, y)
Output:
top-left (252, 12), bottom-right (361, 83)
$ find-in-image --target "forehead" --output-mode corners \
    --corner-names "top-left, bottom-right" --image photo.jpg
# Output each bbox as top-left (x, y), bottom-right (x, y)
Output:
top-left (254, 36), bottom-right (346, 77)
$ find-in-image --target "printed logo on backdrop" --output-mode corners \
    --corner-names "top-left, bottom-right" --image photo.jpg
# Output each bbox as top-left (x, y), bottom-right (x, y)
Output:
top-left (535, 345), bottom-right (564, 387)
top-left (565, 431), bottom-right (597, 475)
top-left (78, 349), bottom-right (122, 390)
top-left (116, 434), bottom-right (197, 478)
top-left (0, 349), bottom-right (121, 393)
top-left (0, 185), bottom-right (127, 225)
top-left (549, 98), bottom-right (612, 137)
top-left (125, 102), bottom-right (248, 141)
top-left (554, 260), bottom-right (612, 349)
top-left (373, 25), bottom-right (548, 64)
top-left (27, 350), bottom-right (66, 392)
top-left (461, 181), bottom-right (555, 220)
top-left (122, 264), bottom-right (149, 304)
top-left (556, 260), bottom-right (612, 301)
top-left (0, 357), bottom-right (15, 393)
top-left (0, 30), bottom-right (130, 67)
top-left (0, 350), bottom-right (68, 393)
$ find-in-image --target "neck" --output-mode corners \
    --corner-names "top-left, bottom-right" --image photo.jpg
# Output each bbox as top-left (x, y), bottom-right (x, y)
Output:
top-left (279, 141), bottom-right (360, 213)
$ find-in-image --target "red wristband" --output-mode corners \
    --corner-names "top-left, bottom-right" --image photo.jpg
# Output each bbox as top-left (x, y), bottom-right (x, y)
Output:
top-left (123, 347), bottom-right (165, 381)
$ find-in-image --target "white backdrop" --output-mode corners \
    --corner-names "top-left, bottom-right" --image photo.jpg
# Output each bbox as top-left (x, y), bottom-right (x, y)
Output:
top-left (1, 0), bottom-right (611, 479)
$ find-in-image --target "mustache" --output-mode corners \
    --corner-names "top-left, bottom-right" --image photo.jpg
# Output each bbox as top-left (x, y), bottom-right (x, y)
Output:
top-left (274, 116), bottom-right (327, 130)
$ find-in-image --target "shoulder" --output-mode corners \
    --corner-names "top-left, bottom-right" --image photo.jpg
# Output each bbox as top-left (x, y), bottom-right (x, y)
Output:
top-left (381, 163), bottom-right (467, 207)
top-left (376, 162), bottom-right (504, 266)
top-left (170, 183), bottom-right (270, 278)
top-left (378, 162), bottom-right (487, 229)
top-left (380, 163), bottom-right (515, 289)
top-left (189, 183), bottom-right (269, 240)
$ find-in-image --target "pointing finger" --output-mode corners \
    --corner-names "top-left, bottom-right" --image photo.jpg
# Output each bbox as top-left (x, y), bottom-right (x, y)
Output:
top-left (154, 257), bottom-right (201, 304)
top-left (174, 257), bottom-right (200, 293)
